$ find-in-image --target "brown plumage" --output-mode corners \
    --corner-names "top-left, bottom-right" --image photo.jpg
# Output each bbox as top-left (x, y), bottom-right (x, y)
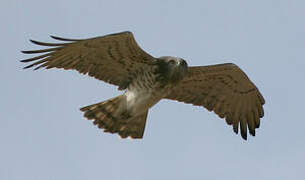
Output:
top-left (165, 64), bottom-right (265, 140)
top-left (21, 31), bottom-right (265, 140)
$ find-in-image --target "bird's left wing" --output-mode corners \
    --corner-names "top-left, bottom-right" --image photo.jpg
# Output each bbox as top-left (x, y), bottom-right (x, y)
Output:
top-left (165, 63), bottom-right (265, 140)
top-left (21, 31), bottom-right (156, 90)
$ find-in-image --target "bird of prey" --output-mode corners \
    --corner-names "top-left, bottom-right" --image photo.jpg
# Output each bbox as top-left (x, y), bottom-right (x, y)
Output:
top-left (21, 31), bottom-right (265, 140)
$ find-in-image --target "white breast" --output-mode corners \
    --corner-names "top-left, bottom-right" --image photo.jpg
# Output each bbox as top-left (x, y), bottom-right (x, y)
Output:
top-left (124, 70), bottom-right (171, 116)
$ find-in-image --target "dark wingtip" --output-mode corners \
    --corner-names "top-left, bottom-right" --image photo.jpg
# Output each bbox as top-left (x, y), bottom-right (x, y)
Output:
top-left (50, 35), bottom-right (82, 41)
top-left (23, 64), bottom-right (34, 69)
top-left (21, 47), bottom-right (62, 54)
top-left (29, 39), bottom-right (38, 44)
top-left (50, 35), bottom-right (59, 39)
top-left (50, 35), bottom-right (67, 41)
top-left (21, 50), bottom-right (34, 54)
top-left (29, 39), bottom-right (66, 46)
top-left (255, 122), bottom-right (260, 128)
top-left (20, 58), bottom-right (36, 63)
top-left (233, 123), bottom-right (238, 134)
top-left (79, 107), bottom-right (86, 112)
top-left (33, 66), bottom-right (43, 70)
top-left (249, 130), bottom-right (256, 136)
top-left (29, 39), bottom-right (48, 46)
top-left (241, 133), bottom-right (247, 140)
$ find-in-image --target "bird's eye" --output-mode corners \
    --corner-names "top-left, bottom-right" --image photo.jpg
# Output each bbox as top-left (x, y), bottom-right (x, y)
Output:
top-left (169, 60), bottom-right (176, 65)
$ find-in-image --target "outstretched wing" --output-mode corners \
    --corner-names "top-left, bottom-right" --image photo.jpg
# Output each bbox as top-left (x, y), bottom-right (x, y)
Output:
top-left (165, 63), bottom-right (265, 140)
top-left (21, 31), bottom-right (156, 90)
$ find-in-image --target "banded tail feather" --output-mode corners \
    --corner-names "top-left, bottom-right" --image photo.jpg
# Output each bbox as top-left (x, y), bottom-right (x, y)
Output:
top-left (80, 95), bottom-right (148, 139)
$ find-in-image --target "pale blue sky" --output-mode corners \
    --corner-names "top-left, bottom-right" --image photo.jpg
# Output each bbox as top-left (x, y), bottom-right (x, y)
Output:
top-left (2, 0), bottom-right (305, 179)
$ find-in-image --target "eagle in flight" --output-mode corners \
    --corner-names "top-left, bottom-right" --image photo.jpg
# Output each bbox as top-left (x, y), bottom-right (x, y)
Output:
top-left (21, 31), bottom-right (265, 140)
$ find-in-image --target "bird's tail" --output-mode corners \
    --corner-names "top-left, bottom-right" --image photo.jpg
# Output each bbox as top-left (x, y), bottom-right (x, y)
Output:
top-left (80, 95), bottom-right (148, 139)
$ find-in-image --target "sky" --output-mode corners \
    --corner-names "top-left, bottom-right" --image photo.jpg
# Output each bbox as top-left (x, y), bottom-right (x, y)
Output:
top-left (2, 0), bottom-right (305, 179)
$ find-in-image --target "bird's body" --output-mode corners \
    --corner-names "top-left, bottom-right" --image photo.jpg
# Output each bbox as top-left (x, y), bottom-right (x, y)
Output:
top-left (124, 77), bottom-right (166, 117)
top-left (21, 31), bottom-right (265, 140)
top-left (124, 64), bottom-right (166, 117)
top-left (124, 56), bottom-right (188, 117)
top-left (79, 56), bottom-right (188, 138)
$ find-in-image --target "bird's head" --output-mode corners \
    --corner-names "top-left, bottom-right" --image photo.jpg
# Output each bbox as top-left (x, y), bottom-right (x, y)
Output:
top-left (157, 56), bottom-right (188, 83)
